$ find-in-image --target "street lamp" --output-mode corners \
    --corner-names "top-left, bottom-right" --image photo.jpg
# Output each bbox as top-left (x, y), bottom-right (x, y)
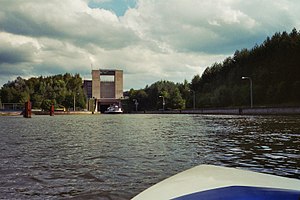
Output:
top-left (242, 76), bottom-right (253, 108)
top-left (133, 99), bottom-right (138, 112)
top-left (190, 89), bottom-right (196, 110)
top-left (73, 92), bottom-right (79, 111)
top-left (159, 95), bottom-right (165, 111)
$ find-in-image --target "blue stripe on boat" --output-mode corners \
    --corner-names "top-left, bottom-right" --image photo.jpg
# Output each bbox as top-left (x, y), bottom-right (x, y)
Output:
top-left (173, 186), bottom-right (300, 200)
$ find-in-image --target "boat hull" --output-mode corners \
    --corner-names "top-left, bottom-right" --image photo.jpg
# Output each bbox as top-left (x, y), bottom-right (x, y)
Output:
top-left (132, 165), bottom-right (300, 200)
top-left (104, 111), bottom-right (123, 114)
top-left (104, 105), bottom-right (123, 114)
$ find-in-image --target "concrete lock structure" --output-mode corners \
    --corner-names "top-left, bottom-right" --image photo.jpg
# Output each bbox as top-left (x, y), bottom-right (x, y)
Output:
top-left (84, 69), bottom-right (123, 113)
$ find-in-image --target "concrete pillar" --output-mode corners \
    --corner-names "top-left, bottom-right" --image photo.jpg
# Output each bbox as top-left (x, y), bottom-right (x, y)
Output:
top-left (23, 100), bottom-right (31, 118)
top-left (50, 104), bottom-right (54, 116)
top-left (115, 70), bottom-right (123, 99)
top-left (92, 70), bottom-right (101, 99)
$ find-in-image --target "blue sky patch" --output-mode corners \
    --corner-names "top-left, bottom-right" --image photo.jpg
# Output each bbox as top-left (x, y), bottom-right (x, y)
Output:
top-left (88, 0), bottom-right (137, 16)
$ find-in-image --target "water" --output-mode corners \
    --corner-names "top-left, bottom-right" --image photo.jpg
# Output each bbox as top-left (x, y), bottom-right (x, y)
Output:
top-left (0, 114), bottom-right (299, 199)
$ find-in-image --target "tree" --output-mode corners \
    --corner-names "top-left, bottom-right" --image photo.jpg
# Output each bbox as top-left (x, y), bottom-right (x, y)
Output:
top-left (0, 73), bottom-right (86, 110)
top-left (126, 80), bottom-right (185, 111)
top-left (41, 99), bottom-right (55, 111)
top-left (188, 28), bottom-right (300, 107)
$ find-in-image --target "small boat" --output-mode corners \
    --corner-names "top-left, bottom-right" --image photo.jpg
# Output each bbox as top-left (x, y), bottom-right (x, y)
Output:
top-left (104, 104), bottom-right (123, 114)
top-left (132, 165), bottom-right (300, 200)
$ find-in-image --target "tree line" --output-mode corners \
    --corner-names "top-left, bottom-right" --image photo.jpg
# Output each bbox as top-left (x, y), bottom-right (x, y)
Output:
top-left (123, 80), bottom-right (187, 111)
top-left (124, 28), bottom-right (300, 111)
top-left (1, 28), bottom-right (300, 111)
top-left (0, 73), bottom-right (86, 111)
top-left (189, 28), bottom-right (300, 108)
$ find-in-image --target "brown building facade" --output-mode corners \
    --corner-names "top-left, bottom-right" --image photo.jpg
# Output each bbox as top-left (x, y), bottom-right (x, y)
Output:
top-left (84, 69), bottom-right (123, 113)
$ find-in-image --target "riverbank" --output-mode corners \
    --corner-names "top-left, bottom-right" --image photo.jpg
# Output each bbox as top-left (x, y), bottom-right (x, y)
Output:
top-left (2, 107), bottom-right (300, 116)
top-left (0, 111), bottom-right (21, 116)
top-left (32, 111), bottom-right (98, 115)
top-left (0, 110), bottom-right (98, 116)
top-left (130, 107), bottom-right (300, 115)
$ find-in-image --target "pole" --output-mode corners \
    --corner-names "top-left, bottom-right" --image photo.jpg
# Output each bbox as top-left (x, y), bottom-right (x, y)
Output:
top-left (73, 93), bottom-right (75, 111)
top-left (133, 99), bottom-right (138, 112)
top-left (23, 100), bottom-right (31, 118)
top-left (250, 78), bottom-right (253, 108)
top-left (159, 96), bottom-right (165, 111)
top-left (192, 90), bottom-right (195, 110)
top-left (73, 92), bottom-right (80, 111)
top-left (50, 104), bottom-right (54, 116)
top-left (242, 77), bottom-right (253, 108)
top-left (188, 89), bottom-right (196, 110)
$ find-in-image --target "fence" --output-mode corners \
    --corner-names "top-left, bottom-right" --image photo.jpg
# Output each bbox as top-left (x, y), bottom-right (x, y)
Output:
top-left (0, 103), bottom-right (24, 110)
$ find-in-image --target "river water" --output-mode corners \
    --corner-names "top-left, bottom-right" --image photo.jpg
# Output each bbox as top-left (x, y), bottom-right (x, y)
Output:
top-left (0, 114), bottom-right (299, 199)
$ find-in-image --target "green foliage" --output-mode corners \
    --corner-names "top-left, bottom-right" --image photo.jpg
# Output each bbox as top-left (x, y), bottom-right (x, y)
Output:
top-left (146, 80), bottom-right (185, 110)
top-left (190, 28), bottom-right (300, 107)
top-left (41, 99), bottom-right (55, 111)
top-left (0, 73), bottom-right (86, 110)
top-left (2, 29), bottom-right (300, 110)
top-left (126, 80), bottom-right (185, 111)
top-left (126, 28), bottom-right (300, 110)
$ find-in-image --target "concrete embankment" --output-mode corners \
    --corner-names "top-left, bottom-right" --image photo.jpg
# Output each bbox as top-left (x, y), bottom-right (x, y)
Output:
top-left (133, 107), bottom-right (300, 115)
top-left (240, 107), bottom-right (300, 115)
top-left (32, 111), bottom-right (97, 115)
top-left (0, 110), bottom-right (97, 116)
top-left (0, 111), bottom-right (22, 116)
top-left (2, 107), bottom-right (300, 116)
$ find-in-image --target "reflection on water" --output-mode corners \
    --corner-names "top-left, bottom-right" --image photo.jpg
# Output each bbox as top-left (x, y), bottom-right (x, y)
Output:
top-left (0, 114), bottom-right (299, 199)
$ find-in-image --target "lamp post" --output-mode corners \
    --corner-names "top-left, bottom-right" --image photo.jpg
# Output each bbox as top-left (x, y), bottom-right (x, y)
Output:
top-left (159, 96), bottom-right (165, 111)
top-left (133, 99), bottom-right (138, 112)
top-left (191, 90), bottom-right (195, 110)
top-left (73, 92), bottom-right (79, 111)
top-left (242, 76), bottom-right (253, 108)
top-left (73, 93), bottom-right (75, 111)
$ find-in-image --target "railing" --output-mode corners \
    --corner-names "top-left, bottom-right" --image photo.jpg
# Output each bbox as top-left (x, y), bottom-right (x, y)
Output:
top-left (0, 103), bottom-right (24, 110)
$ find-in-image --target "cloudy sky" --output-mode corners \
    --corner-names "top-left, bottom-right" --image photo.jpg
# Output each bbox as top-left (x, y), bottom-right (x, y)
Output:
top-left (1, 0), bottom-right (300, 90)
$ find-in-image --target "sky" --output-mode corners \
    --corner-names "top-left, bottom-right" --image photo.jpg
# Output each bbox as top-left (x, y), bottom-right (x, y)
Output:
top-left (1, 0), bottom-right (300, 90)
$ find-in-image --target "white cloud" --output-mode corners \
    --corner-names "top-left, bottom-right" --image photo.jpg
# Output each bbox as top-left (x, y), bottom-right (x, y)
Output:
top-left (1, 0), bottom-right (300, 90)
top-left (122, 0), bottom-right (262, 53)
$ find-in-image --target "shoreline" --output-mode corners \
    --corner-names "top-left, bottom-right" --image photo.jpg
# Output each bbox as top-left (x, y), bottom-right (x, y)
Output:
top-left (130, 107), bottom-right (300, 115)
top-left (1, 107), bottom-right (300, 116)
top-left (0, 111), bottom-right (99, 116)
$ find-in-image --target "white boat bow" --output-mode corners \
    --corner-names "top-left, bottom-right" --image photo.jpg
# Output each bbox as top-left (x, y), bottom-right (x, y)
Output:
top-left (132, 165), bottom-right (300, 200)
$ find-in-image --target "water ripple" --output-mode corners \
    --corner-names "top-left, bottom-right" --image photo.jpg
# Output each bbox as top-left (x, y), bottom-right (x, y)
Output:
top-left (0, 114), bottom-right (299, 199)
